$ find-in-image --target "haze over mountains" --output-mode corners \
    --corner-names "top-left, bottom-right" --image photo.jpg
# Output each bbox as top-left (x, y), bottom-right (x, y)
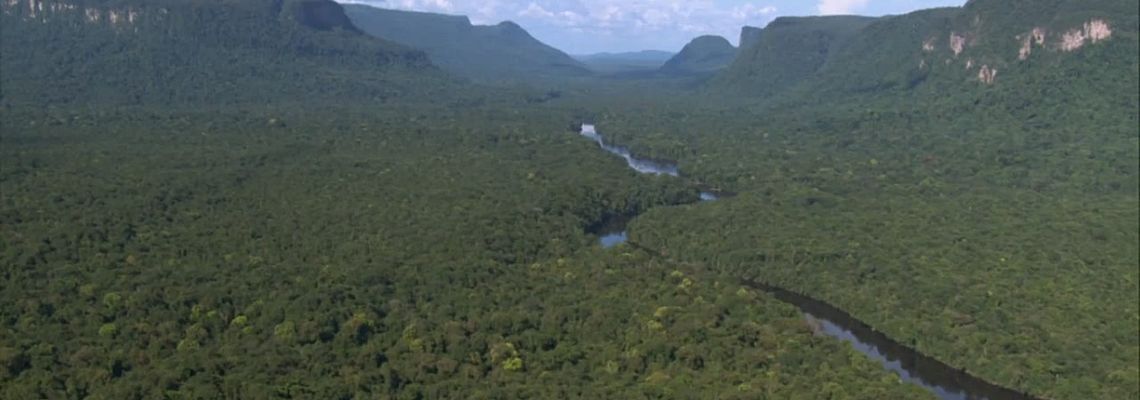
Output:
top-left (343, 5), bottom-right (590, 82)
top-left (573, 51), bottom-right (675, 74)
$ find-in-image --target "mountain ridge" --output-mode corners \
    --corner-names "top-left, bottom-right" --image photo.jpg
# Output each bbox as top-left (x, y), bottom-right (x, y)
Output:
top-left (0, 0), bottom-right (448, 107)
top-left (659, 35), bottom-right (737, 76)
top-left (343, 5), bottom-right (591, 82)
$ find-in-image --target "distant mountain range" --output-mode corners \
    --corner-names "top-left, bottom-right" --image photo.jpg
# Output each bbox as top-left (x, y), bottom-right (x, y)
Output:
top-left (343, 5), bottom-right (590, 82)
top-left (574, 51), bottom-right (675, 74)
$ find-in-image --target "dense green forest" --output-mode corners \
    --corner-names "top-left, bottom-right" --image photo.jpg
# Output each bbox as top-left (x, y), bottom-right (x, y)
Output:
top-left (0, 107), bottom-right (933, 399)
top-left (581, 2), bottom-right (1140, 397)
top-left (1, 0), bottom-right (1137, 398)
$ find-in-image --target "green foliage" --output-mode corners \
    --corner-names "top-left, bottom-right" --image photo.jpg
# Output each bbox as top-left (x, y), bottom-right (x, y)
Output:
top-left (658, 35), bottom-right (737, 76)
top-left (712, 15), bottom-right (878, 95)
top-left (0, 0), bottom-right (1135, 399)
top-left (0, 0), bottom-right (447, 107)
top-left (586, 15), bottom-right (1138, 395)
top-left (0, 108), bottom-right (932, 399)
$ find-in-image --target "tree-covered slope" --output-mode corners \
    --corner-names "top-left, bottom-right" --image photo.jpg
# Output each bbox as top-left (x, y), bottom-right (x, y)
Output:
top-left (582, 2), bottom-right (1139, 399)
top-left (343, 5), bottom-right (591, 82)
top-left (715, 0), bottom-right (1139, 112)
top-left (659, 35), bottom-right (737, 76)
top-left (0, 0), bottom-right (445, 107)
top-left (711, 16), bottom-right (878, 95)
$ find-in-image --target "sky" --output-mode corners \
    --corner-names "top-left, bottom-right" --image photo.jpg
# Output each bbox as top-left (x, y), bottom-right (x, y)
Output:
top-left (336, 0), bottom-right (967, 54)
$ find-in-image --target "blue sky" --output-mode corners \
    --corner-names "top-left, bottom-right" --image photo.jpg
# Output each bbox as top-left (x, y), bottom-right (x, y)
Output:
top-left (337, 0), bottom-right (966, 54)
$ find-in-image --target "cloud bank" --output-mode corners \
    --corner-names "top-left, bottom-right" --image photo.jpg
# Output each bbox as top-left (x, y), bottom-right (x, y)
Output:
top-left (817, 0), bottom-right (871, 15)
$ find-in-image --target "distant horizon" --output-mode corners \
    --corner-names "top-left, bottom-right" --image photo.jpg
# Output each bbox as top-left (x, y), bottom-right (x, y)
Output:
top-left (571, 49), bottom-right (675, 57)
top-left (335, 0), bottom-right (966, 53)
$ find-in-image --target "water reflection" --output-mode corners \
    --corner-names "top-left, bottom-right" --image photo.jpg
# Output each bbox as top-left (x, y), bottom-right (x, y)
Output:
top-left (747, 281), bottom-right (1040, 400)
top-left (599, 231), bottom-right (628, 248)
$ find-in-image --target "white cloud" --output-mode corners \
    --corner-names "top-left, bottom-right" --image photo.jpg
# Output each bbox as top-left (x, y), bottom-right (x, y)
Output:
top-left (518, 2), bottom-right (554, 19)
top-left (817, 0), bottom-right (870, 15)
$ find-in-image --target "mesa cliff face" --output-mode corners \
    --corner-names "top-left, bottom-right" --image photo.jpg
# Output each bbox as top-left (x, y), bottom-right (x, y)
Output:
top-left (344, 5), bottom-right (590, 82)
top-left (713, 0), bottom-right (1137, 99)
top-left (0, 0), bottom-right (439, 107)
top-left (713, 16), bottom-right (877, 96)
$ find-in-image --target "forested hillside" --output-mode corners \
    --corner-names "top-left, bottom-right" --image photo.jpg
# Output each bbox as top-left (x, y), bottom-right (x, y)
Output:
top-left (344, 5), bottom-right (591, 82)
top-left (715, 0), bottom-right (1139, 108)
top-left (0, 0), bottom-right (446, 107)
top-left (582, 1), bottom-right (1139, 398)
top-left (711, 15), bottom-right (878, 95)
top-left (658, 35), bottom-right (737, 76)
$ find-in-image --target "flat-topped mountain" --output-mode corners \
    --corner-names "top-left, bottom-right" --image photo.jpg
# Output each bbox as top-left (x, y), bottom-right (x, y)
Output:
top-left (343, 5), bottom-right (590, 82)
top-left (659, 35), bottom-right (737, 76)
top-left (713, 16), bottom-right (878, 95)
top-left (0, 0), bottom-right (443, 107)
top-left (714, 0), bottom-right (1138, 108)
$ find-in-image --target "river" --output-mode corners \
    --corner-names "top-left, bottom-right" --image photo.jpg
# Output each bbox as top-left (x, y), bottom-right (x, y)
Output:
top-left (578, 123), bottom-right (1040, 400)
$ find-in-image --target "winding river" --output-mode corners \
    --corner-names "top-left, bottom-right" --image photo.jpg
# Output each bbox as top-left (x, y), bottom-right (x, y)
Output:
top-left (580, 124), bottom-right (717, 248)
top-left (578, 124), bottom-right (1040, 400)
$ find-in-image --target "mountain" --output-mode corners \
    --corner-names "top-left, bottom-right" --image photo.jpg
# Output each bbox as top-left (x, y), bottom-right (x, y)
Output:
top-left (0, 0), bottom-right (448, 108)
top-left (659, 35), bottom-right (737, 76)
top-left (712, 16), bottom-right (878, 95)
top-left (714, 0), bottom-right (1138, 110)
top-left (739, 26), bottom-right (763, 49)
top-left (343, 5), bottom-right (590, 82)
top-left (575, 50), bottom-right (675, 73)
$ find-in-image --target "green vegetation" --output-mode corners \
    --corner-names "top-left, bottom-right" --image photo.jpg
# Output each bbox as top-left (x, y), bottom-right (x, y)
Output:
top-left (344, 5), bottom-right (591, 82)
top-left (712, 16), bottom-right (878, 96)
top-left (738, 26), bottom-right (762, 50)
top-left (0, 107), bottom-right (933, 399)
top-left (1, 0), bottom-right (1137, 398)
top-left (0, 0), bottom-right (460, 108)
top-left (658, 35), bottom-right (737, 76)
top-left (584, 2), bottom-right (1139, 396)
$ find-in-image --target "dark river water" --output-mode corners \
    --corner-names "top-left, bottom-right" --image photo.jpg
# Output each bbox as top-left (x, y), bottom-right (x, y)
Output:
top-left (578, 124), bottom-right (1041, 400)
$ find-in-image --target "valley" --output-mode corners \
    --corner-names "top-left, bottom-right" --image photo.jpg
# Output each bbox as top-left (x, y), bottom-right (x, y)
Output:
top-left (1, 0), bottom-right (1136, 399)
